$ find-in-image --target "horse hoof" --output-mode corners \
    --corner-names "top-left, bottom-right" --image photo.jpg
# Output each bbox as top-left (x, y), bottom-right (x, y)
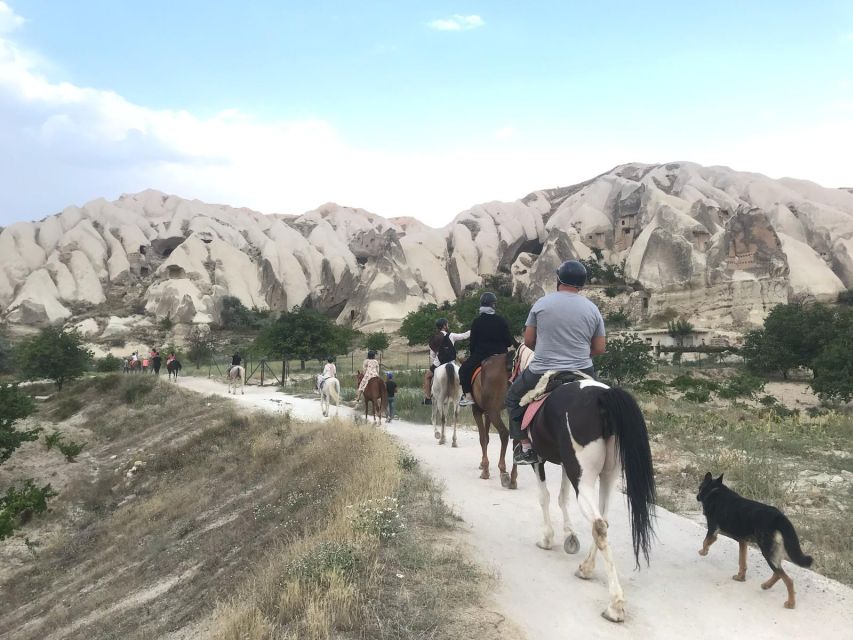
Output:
top-left (601, 604), bottom-right (625, 623)
top-left (575, 567), bottom-right (593, 580)
top-left (438, 438), bottom-right (446, 445)
top-left (564, 535), bottom-right (580, 555)
top-left (478, 462), bottom-right (485, 470)
top-left (451, 441), bottom-right (458, 448)
top-left (480, 471), bottom-right (489, 480)
top-left (536, 540), bottom-right (553, 551)
top-left (509, 481), bottom-right (518, 490)
top-left (732, 574), bottom-right (746, 582)
top-left (434, 431), bottom-right (441, 440)
top-left (500, 472), bottom-right (510, 488)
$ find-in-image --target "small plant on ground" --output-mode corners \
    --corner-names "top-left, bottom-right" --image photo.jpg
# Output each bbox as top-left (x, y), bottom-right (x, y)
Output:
top-left (43, 431), bottom-right (63, 450)
top-left (718, 372), bottom-right (765, 399)
top-left (684, 387), bottom-right (711, 403)
top-left (348, 496), bottom-right (406, 541)
top-left (398, 449), bottom-right (418, 471)
top-left (633, 379), bottom-right (667, 396)
top-left (56, 439), bottom-right (86, 462)
top-left (288, 541), bottom-right (361, 585)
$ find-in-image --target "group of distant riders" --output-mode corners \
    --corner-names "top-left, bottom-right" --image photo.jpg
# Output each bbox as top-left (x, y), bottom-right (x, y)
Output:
top-left (125, 348), bottom-right (179, 374)
top-left (316, 259), bottom-right (606, 464)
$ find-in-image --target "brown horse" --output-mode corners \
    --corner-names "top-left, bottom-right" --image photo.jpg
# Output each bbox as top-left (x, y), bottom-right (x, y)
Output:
top-left (471, 353), bottom-right (518, 489)
top-left (356, 371), bottom-right (388, 424)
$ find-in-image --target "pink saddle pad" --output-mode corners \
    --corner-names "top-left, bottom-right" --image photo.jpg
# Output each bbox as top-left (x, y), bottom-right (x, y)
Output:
top-left (521, 395), bottom-right (549, 430)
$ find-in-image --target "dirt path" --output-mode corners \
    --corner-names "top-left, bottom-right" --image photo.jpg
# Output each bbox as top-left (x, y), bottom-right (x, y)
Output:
top-left (179, 376), bottom-right (853, 640)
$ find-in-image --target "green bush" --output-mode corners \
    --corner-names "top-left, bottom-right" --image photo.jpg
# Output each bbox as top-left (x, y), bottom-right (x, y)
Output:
top-left (43, 431), bottom-right (63, 450)
top-left (670, 374), bottom-right (718, 393)
top-left (288, 541), bottom-right (360, 585)
top-left (718, 373), bottom-right (765, 399)
top-left (633, 379), bottom-right (667, 396)
top-left (17, 327), bottom-right (93, 390)
top-left (0, 480), bottom-right (57, 541)
top-left (605, 309), bottom-right (631, 328)
top-left (56, 439), bottom-right (86, 463)
top-left (684, 388), bottom-right (711, 403)
top-left (398, 449), bottom-right (419, 471)
top-left (0, 384), bottom-right (38, 464)
top-left (95, 354), bottom-right (123, 372)
top-left (759, 395), bottom-right (779, 406)
top-left (348, 496), bottom-right (406, 541)
top-left (594, 333), bottom-right (654, 386)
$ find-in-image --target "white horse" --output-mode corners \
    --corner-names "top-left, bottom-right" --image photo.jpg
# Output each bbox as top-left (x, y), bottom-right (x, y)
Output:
top-left (431, 361), bottom-right (461, 446)
top-left (227, 365), bottom-right (245, 395)
top-left (317, 376), bottom-right (340, 417)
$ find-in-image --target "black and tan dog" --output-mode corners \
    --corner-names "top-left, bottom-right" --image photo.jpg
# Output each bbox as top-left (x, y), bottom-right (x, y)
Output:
top-left (697, 472), bottom-right (813, 609)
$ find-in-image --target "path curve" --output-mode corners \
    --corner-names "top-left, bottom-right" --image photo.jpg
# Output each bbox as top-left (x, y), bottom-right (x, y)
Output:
top-left (179, 376), bottom-right (853, 640)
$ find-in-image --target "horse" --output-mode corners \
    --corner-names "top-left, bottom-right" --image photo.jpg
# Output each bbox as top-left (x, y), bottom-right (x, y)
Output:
top-left (356, 371), bottom-right (387, 424)
top-left (318, 376), bottom-right (341, 417)
top-left (166, 358), bottom-right (182, 381)
top-left (523, 367), bottom-right (656, 622)
top-left (431, 361), bottom-right (461, 446)
top-left (471, 353), bottom-right (517, 489)
top-left (228, 365), bottom-right (245, 395)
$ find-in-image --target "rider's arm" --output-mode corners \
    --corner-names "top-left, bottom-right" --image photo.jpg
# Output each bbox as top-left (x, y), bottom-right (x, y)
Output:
top-left (449, 330), bottom-right (470, 342)
top-left (524, 325), bottom-right (537, 349)
top-left (591, 335), bottom-right (606, 356)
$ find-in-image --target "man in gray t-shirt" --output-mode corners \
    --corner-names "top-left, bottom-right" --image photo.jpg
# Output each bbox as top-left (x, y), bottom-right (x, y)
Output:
top-left (505, 259), bottom-right (607, 464)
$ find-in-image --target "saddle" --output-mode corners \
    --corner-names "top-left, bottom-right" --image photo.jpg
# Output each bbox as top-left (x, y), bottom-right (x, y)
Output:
top-left (520, 370), bottom-right (593, 430)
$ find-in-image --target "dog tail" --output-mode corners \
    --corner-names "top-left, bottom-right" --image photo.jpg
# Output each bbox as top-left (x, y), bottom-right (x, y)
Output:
top-left (778, 516), bottom-right (813, 567)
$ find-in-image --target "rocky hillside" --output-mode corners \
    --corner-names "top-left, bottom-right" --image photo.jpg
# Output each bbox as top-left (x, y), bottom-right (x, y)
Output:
top-left (1, 162), bottom-right (851, 338)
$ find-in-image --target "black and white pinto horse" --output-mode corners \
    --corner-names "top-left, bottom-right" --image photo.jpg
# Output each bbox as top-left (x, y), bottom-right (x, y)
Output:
top-left (228, 365), bottom-right (245, 395)
top-left (525, 374), bottom-right (656, 622)
top-left (166, 359), bottom-right (182, 381)
top-left (431, 361), bottom-right (461, 446)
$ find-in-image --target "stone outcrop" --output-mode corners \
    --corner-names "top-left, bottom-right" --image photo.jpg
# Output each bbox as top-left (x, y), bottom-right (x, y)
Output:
top-left (0, 163), bottom-right (850, 335)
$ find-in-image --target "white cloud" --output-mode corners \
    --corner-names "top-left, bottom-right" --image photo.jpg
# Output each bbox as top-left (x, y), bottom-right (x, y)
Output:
top-left (495, 126), bottom-right (515, 140)
top-left (427, 15), bottom-right (484, 32)
top-left (0, 1), bottom-right (24, 34)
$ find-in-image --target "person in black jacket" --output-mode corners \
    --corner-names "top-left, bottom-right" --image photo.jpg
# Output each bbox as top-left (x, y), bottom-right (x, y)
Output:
top-left (458, 292), bottom-right (516, 406)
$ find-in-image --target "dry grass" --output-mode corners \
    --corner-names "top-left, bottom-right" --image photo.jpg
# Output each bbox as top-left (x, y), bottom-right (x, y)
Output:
top-left (1, 374), bottom-right (502, 640)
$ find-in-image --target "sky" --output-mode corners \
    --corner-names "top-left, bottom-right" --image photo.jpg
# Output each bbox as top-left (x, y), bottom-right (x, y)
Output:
top-left (1, 1), bottom-right (852, 227)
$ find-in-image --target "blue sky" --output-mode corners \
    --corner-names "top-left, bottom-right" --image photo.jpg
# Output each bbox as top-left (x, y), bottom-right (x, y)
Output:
top-left (1, 1), bottom-right (852, 225)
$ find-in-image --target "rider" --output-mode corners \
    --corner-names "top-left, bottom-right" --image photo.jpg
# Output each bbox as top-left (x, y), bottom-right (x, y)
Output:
top-left (459, 292), bottom-right (516, 406)
top-left (423, 318), bottom-right (470, 405)
top-left (317, 356), bottom-right (337, 392)
top-left (355, 350), bottom-right (381, 403)
top-left (229, 352), bottom-right (241, 376)
top-left (151, 348), bottom-right (162, 376)
top-left (505, 260), bottom-right (606, 464)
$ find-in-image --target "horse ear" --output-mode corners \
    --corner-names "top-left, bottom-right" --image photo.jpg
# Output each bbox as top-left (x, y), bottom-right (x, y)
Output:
top-left (715, 474), bottom-right (724, 484)
top-left (703, 472), bottom-right (712, 482)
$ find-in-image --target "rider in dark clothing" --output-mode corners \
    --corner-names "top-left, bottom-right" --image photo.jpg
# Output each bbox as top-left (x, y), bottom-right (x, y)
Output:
top-left (459, 292), bottom-right (516, 406)
top-left (229, 353), bottom-right (241, 375)
top-left (152, 350), bottom-right (162, 375)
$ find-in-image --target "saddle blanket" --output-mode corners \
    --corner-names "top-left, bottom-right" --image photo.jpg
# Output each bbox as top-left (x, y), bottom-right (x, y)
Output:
top-left (519, 370), bottom-right (595, 430)
top-left (522, 395), bottom-right (548, 430)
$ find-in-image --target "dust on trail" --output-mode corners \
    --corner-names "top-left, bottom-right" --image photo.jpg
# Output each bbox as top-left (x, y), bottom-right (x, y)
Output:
top-left (179, 376), bottom-right (853, 640)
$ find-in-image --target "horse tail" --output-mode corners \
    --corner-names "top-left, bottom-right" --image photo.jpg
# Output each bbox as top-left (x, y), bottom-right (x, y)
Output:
top-left (444, 362), bottom-right (456, 394)
top-left (330, 378), bottom-right (341, 405)
top-left (600, 387), bottom-right (656, 567)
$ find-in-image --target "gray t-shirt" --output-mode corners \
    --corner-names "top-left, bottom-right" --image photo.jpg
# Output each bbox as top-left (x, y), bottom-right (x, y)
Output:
top-left (526, 291), bottom-right (605, 374)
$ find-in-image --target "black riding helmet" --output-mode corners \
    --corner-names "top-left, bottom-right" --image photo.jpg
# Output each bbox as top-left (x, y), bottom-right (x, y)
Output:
top-left (480, 291), bottom-right (497, 307)
top-left (556, 260), bottom-right (587, 288)
top-left (435, 318), bottom-right (449, 330)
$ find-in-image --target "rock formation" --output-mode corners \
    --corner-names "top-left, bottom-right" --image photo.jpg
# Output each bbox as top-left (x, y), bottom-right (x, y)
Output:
top-left (1, 162), bottom-right (850, 339)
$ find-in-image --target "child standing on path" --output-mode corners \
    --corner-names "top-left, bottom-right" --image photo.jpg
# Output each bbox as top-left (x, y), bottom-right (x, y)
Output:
top-left (385, 372), bottom-right (397, 421)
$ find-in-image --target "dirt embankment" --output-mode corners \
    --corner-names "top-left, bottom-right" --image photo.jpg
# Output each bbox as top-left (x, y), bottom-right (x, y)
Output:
top-left (0, 375), bottom-right (520, 640)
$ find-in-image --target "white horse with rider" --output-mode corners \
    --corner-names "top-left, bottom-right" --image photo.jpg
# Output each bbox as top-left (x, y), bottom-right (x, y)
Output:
top-left (316, 357), bottom-right (340, 417)
top-left (431, 361), bottom-right (461, 446)
top-left (227, 365), bottom-right (245, 395)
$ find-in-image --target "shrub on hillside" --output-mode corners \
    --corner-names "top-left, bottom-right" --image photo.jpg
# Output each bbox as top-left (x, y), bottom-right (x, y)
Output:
top-left (594, 333), bottom-right (654, 386)
top-left (0, 384), bottom-right (38, 464)
top-left (718, 373), bottom-right (766, 400)
top-left (17, 327), bottom-right (93, 390)
top-left (95, 354), bottom-right (123, 372)
top-left (633, 379), bottom-right (667, 396)
top-left (0, 481), bottom-right (57, 541)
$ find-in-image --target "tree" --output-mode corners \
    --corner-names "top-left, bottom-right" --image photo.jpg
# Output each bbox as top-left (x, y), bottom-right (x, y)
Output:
top-left (666, 319), bottom-right (694, 346)
top-left (186, 326), bottom-right (215, 368)
top-left (218, 296), bottom-right (269, 330)
top-left (364, 331), bottom-right (390, 353)
top-left (0, 327), bottom-right (13, 375)
top-left (605, 309), bottom-right (631, 329)
top-left (254, 306), bottom-right (357, 369)
top-left (0, 384), bottom-right (38, 464)
top-left (810, 308), bottom-right (853, 402)
top-left (95, 354), bottom-right (123, 372)
top-left (399, 303), bottom-right (441, 346)
top-left (17, 327), bottom-right (93, 390)
top-left (594, 333), bottom-right (654, 386)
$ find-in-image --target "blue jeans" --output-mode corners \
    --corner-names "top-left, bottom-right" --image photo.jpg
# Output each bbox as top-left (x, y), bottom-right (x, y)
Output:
top-left (387, 397), bottom-right (396, 420)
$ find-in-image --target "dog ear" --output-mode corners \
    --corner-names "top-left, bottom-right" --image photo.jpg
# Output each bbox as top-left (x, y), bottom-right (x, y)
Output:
top-left (715, 474), bottom-right (724, 484)
top-left (703, 472), bottom-right (712, 482)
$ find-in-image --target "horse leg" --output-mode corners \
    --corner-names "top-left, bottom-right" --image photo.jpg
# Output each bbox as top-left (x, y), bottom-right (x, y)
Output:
top-left (494, 416), bottom-right (514, 489)
top-left (451, 401), bottom-right (458, 448)
top-left (598, 436), bottom-right (620, 523)
top-left (432, 401), bottom-right (441, 441)
top-left (574, 442), bottom-right (625, 623)
top-left (534, 463), bottom-right (555, 550)
top-left (474, 410), bottom-right (489, 478)
top-left (559, 471), bottom-right (580, 554)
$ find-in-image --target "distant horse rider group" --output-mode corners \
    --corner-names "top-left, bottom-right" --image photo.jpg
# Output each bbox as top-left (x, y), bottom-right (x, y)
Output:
top-left (123, 348), bottom-right (182, 379)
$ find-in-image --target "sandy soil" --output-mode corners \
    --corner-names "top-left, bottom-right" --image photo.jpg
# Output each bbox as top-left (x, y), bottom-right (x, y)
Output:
top-left (179, 376), bottom-right (853, 640)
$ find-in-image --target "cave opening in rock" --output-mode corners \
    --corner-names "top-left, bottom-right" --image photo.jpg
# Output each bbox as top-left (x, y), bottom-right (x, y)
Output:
top-left (140, 266), bottom-right (150, 277)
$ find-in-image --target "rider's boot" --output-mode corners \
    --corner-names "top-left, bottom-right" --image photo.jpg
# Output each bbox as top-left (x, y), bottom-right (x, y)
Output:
top-left (513, 437), bottom-right (539, 465)
top-left (458, 392), bottom-right (474, 407)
